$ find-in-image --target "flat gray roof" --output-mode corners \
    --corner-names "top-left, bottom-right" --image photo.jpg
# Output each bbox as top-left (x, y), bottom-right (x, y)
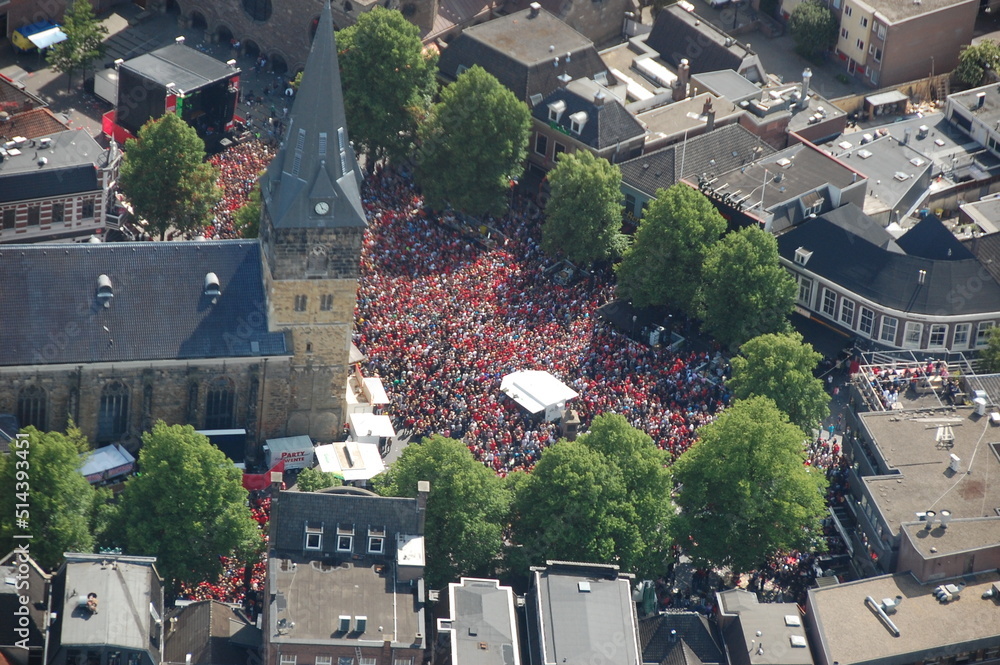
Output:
top-left (900, 516), bottom-right (1000, 559)
top-left (440, 578), bottom-right (520, 665)
top-left (807, 571), bottom-right (1000, 665)
top-left (864, 0), bottom-right (975, 23)
top-left (858, 406), bottom-right (1000, 532)
top-left (533, 563), bottom-right (640, 665)
top-left (0, 129), bottom-right (105, 175)
top-left (268, 558), bottom-right (422, 649)
top-left (716, 590), bottom-right (812, 665)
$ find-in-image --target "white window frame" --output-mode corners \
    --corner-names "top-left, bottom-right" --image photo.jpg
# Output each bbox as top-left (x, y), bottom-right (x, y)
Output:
top-left (535, 133), bottom-right (548, 157)
top-left (859, 307), bottom-right (875, 336)
top-left (953, 322), bottom-right (971, 349)
top-left (315, 658), bottom-right (332, 665)
top-left (902, 321), bottom-right (923, 348)
top-left (570, 118), bottom-right (583, 134)
top-left (797, 276), bottom-right (814, 307)
top-left (840, 300), bottom-right (855, 327)
top-left (860, 16), bottom-right (868, 27)
top-left (280, 657), bottom-right (297, 665)
top-left (856, 38), bottom-right (864, 51)
top-left (928, 323), bottom-right (947, 349)
top-left (977, 321), bottom-right (995, 347)
top-left (845, 5), bottom-right (853, 16)
top-left (305, 526), bottom-right (323, 551)
top-left (876, 22), bottom-right (886, 39)
top-left (359, 659), bottom-right (376, 665)
top-left (337, 535), bottom-right (353, 552)
top-left (870, 68), bottom-right (879, 86)
top-left (822, 288), bottom-right (837, 317)
top-left (368, 536), bottom-right (384, 554)
top-left (880, 316), bottom-right (898, 343)
top-left (841, 27), bottom-right (849, 39)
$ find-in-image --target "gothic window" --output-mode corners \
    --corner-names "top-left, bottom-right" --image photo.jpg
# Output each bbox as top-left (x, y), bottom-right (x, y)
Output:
top-left (306, 244), bottom-right (328, 276)
top-left (205, 377), bottom-right (236, 430)
top-left (294, 295), bottom-right (307, 312)
top-left (97, 381), bottom-right (130, 442)
top-left (17, 385), bottom-right (47, 430)
top-left (320, 294), bottom-right (334, 311)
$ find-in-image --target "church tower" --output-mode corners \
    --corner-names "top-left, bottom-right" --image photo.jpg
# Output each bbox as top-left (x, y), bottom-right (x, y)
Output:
top-left (258, 0), bottom-right (366, 441)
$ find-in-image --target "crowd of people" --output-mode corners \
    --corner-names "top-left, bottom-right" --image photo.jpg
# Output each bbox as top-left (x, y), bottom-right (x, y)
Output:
top-left (355, 167), bottom-right (728, 472)
top-left (204, 139), bottom-right (275, 239)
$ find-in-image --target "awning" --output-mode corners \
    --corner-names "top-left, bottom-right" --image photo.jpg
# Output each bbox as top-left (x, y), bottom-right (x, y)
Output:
top-left (315, 441), bottom-right (386, 481)
top-left (865, 90), bottom-right (908, 107)
top-left (348, 412), bottom-right (396, 439)
top-left (27, 27), bottom-right (68, 50)
top-left (79, 444), bottom-right (135, 483)
top-left (500, 370), bottom-right (578, 414)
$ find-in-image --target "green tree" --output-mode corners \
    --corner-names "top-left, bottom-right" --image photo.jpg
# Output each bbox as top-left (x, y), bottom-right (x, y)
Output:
top-left (698, 225), bottom-right (795, 349)
top-left (672, 397), bottom-right (828, 573)
top-left (510, 415), bottom-right (673, 577)
top-left (957, 40), bottom-right (1000, 88)
top-left (232, 185), bottom-right (261, 238)
top-left (616, 183), bottom-right (726, 312)
top-left (729, 331), bottom-right (829, 434)
top-left (377, 435), bottom-right (511, 588)
top-left (415, 66), bottom-right (531, 216)
top-left (339, 8), bottom-right (438, 164)
top-left (789, 0), bottom-right (837, 59)
top-left (296, 466), bottom-right (343, 492)
top-left (979, 326), bottom-right (1000, 373)
top-left (109, 423), bottom-right (259, 591)
top-left (119, 113), bottom-right (221, 240)
top-left (542, 152), bottom-right (627, 266)
top-left (0, 428), bottom-right (101, 570)
top-left (46, 0), bottom-right (108, 90)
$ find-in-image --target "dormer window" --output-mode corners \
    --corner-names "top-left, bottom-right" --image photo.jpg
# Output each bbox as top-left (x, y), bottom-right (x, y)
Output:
top-left (304, 523), bottom-right (323, 550)
top-left (794, 247), bottom-right (813, 266)
top-left (548, 100), bottom-right (566, 122)
top-left (368, 526), bottom-right (386, 554)
top-left (569, 111), bottom-right (588, 134)
top-left (337, 523), bottom-right (354, 552)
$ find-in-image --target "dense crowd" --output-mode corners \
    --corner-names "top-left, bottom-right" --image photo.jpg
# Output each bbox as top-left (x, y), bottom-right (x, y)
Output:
top-left (204, 139), bottom-right (275, 239)
top-left (355, 167), bottom-right (728, 472)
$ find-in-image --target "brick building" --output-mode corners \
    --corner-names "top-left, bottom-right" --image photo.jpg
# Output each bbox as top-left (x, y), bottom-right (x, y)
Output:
top-left (0, 1), bottom-right (364, 458)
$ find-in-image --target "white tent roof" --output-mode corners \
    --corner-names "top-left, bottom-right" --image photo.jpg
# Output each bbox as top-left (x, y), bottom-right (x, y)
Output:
top-left (28, 27), bottom-right (67, 49)
top-left (78, 444), bottom-right (135, 479)
top-left (314, 441), bottom-right (386, 481)
top-left (500, 370), bottom-right (578, 414)
top-left (348, 412), bottom-right (396, 438)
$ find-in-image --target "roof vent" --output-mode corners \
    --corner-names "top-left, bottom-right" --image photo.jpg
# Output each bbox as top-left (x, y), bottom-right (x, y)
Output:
top-left (578, 581), bottom-right (591, 592)
top-left (175, 36), bottom-right (186, 44)
top-left (949, 454), bottom-right (961, 473)
top-left (776, 157), bottom-right (792, 168)
top-left (857, 149), bottom-right (873, 159)
top-left (939, 509), bottom-right (952, 527)
top-left (531, 2), bottom-right (542, 17)
top-left (38, 137), bottom-right (52, 149)
top-left (204, 272), bottom-right (221, 301)
top-left (880, 595), bottom-right (903, 615)
top-left (339, 616), bottom-right (351, 633)
top-left (97, 275), bottom-right (113, 307)
top-left (790, 635), bottom-right (807, 648)
top-left (784, 614), bottom-right (802, 627)
top-left (37, 157), bottom-right (47, 167)
top-left (355, 616), bottom-right (367, 634)
top-left (923, 509), bottom-right (937, 529)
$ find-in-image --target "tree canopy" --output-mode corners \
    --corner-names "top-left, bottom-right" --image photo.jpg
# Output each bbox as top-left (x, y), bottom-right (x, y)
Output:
top-left (542, 151), bottom-right (627, 266)
top-left (232, 185), bottom-right (261, 238)
top-left (47, 0), bottom-right (108, 89)
top-left (698, 225), bottom-right (795, 349)
top-left (118, 113), bottom-right (221, 240)
top-left (729, 331), bottom-right (829, 434)
top-left (672, 397), bottom-right (828, 573)
top-left (979, 326), bottom-right (1000, 373)
top-left (789, 0), bottom-right (838, 58)
top-left (376, 435), bottom-right (511, 588)
top-left (0, 427), bottom-right (105, 570)
top-left (338, 8), bottom-right (438, 163)
top-left (108, 423), bottom-right (260, 590)
top-left (509, 415), bottom-right (672, 578)
top-left (957, 40), bottom-right (1000, 88)
top-left (616, 184), bottom-right (726, 312)
top-left (415, 66), bottom-right (531, 216)
top-left (295, 466), bottom-right (343, 492)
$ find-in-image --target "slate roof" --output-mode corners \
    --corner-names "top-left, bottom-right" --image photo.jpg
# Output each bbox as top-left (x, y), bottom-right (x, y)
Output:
top-left (164, 600), bottom-right (260, 665)
top-left (121, 43), bottom-right (236, 92)
top-left (436, 8), bottom-right (609, 102)
top-left (0, 241), bottom-right (287, 366)
top-left (260, 1), bottom-right (365, 230)
top-left (639, 613), bottom-right (724, 665)
top-left (962, 231), bottom-right (1000, 284)
top-left (619, 124), bottom-right (773, 196)
top-left (895, 214), bottom-right (975, 260)
top-left (0, 166), bottom-right (99, 204)
top-left (778, 204), bottom-right (1000, 316)
top-left (534, 81), bottom-right (645, 150)
top-left (270, 489), bottom-right (421, 558)
top-left (646, 6), bottom-right (751, 75)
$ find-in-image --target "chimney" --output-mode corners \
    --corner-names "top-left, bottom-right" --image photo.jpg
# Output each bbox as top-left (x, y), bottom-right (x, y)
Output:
top-left (594, 91), bottom-right (606, 106)
top-left (939, 509), bottom-right (952, 528)
top-left (529, 1), bottom-right (541, 17)
top-left (677, 59), bottom-right (691, 101)
top-left (977, 91), bottom-right (987, 109)
top-left (704, 98), bottom-right (716, 133)
top-left (801, 68), bottom-right (812, 102)
top-left (417, 480), bottom-right (430, 533)
top-left (924, 509), bottom-right (937, 529)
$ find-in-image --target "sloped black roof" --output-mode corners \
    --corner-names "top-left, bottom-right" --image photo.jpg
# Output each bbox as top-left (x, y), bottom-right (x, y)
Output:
top-left (895, 214), bottom-right (975, 261)
top-left (640, 613), bottom-right (724, 665)
top-left (0, 165), bottom-right (99, 204)
top-left (164, 601), bottom-right (258, 665)
top-left (122, 43), bottom-right (236, 92)
top-left (270, 490), bottom-right (420, 558)
top-left (646, 6), bottom-right (743, 74)
top-left (0, 241), bottom-right (286, 366)
top-left (619, 124), bottom-right (773, 196)
top-left (533, 86), bottom-right (644, 150)
top-left (779, 204), bottom-right (1000, 316)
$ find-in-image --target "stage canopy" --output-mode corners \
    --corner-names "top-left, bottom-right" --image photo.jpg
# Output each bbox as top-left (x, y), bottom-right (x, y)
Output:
top-left (79, 444), bottom-right (135, 484)
top-left (315, 441), bottom-right (385, 482)
top-left (500, 370), bottom-right (578, 421)
top-left (348, 412), bottom-right (396, 442)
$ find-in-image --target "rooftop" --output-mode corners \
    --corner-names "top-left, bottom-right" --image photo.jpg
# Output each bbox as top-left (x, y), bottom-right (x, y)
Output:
top-left (121, 43), bottom-right (238, 92)
top-left (645, 4), bottom-right (758, 76)
top-left (807, 571), bottom-right (1000, 665)
top-left (57, 554), bottom-right (161, 651)
top-left (858, 406), bottom-right (1000, 531)
top-left (864, 0), bottom-right (977, 25)
top-left (0, 130), bottom-right (108, 204)
top-left (534, 79), bottom-right (645, 150)
top-left (268, 558), bottom-right (423, 648)
top-left (532, 561), bottom-right (641, 665)
top-left (638, 612), bottom-right (724, 665)
top-left (0, 107), bottom-right (69, 141)
top-left (0, 76), bottom-right (46, 116)
top-left (691, 70), bottom-right (761, 106)
top-left (637, 93), bottom-right (741, 142)
top-left (820, 134), bottom-right (931, 216)
top-left (163, 600), bottom-right (260, 665)
top-left (716, 590), bottom-right (812, 665)
top-left (900, 516), bottom-right (1000, 560)
top-left (0, 241), bottom-right (287, 366)
top-left (438, 578), bottom-right (520, 665)
top-left (873, 114), bottom-right (995, 176)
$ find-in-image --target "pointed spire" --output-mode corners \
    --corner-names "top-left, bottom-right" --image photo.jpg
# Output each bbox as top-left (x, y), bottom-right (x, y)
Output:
top-left (261, 0), bottom-right (366, 229)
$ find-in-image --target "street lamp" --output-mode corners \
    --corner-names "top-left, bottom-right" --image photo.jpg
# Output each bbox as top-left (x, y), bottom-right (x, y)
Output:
top-left (632, 314), bottom-right (638, 339)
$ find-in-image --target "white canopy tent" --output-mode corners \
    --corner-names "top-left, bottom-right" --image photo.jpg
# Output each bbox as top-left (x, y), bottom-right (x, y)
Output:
top-left (348, 412), bottom-right (396, 444)
top-left (500, 370), bottom-right (578, 422)
top-left (28, 27), bottom-right (68, 49)
top-left (314, 441), bottom-right (386, 483)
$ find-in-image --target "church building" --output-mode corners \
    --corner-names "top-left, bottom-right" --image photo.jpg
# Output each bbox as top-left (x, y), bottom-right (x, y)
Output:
top-left (0, 1), bottom-right (365, 462)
